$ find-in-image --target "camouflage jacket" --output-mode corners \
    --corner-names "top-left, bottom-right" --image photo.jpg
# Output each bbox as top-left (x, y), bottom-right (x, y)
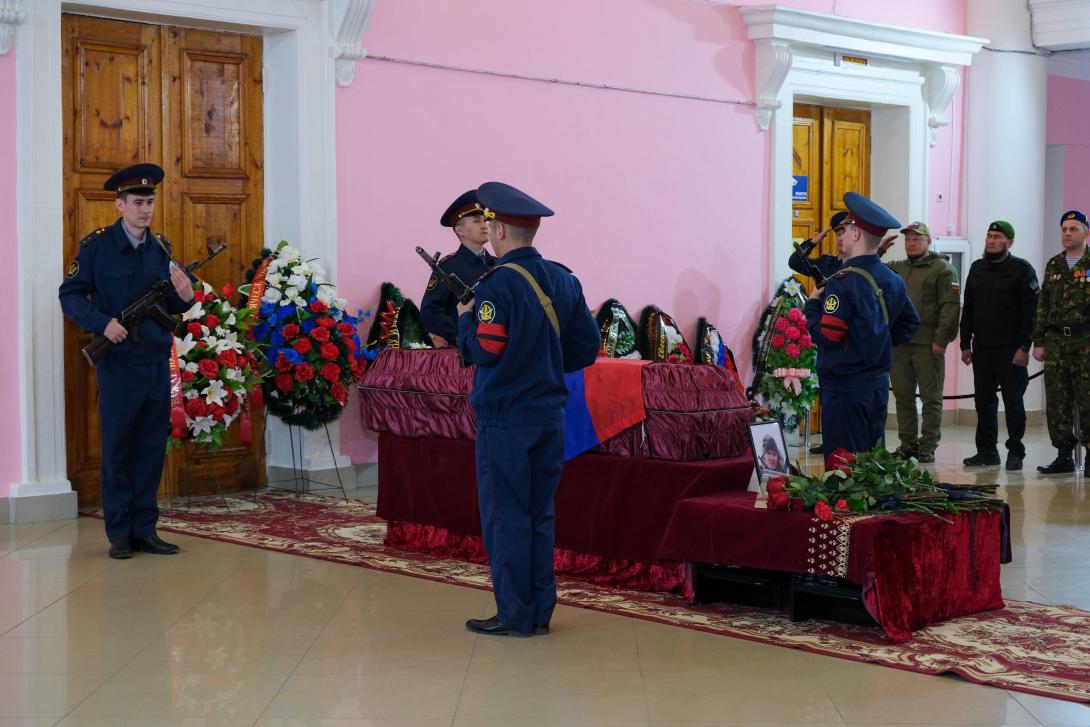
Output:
top-left (1033, 248), bottom-right (1090, 343)
top-left (885, 251), bottom-right (961, 347)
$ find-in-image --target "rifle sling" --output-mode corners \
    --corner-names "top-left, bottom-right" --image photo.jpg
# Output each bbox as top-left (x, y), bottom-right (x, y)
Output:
top-left (500, 263), bottom-right (561, 337)
top-left (837, 266), bottom-right (890, 324)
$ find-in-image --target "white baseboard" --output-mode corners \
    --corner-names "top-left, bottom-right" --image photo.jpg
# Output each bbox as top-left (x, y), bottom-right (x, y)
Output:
top-left (5, 491), bottom-right (77, 524)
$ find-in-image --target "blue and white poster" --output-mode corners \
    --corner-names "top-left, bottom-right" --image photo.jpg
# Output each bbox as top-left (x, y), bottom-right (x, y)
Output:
top-left (792, 175), bottom-right (809, 202)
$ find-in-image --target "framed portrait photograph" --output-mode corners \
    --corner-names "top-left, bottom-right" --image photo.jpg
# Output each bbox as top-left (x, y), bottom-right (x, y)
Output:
top-left (749, 420), bottom-right (790, 481)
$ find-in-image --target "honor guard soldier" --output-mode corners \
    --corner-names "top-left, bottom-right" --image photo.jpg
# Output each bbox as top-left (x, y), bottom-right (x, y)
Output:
top-left (58, 164), bottom-right (195, 559)
top-left (419, 190), bottom-right (494, 348)
top-left (1032, 210), bottom-right (1090, 474)
top-left (804, 193), bottom-right (920, 460)
top-left (789, 210), bottom-right (849, 281)
top-left (456, 182), bottom-right (600, 637)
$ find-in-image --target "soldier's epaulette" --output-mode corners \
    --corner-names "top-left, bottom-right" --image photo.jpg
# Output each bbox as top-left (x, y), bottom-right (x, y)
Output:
top-left (475, 266), bottom-right (503, 284)
top-left (79, 228), bottom-right (108, 247)
top-left (548, 260), bottom-right (573, 274)
top-left (152, 231), bottom-right (172, 252)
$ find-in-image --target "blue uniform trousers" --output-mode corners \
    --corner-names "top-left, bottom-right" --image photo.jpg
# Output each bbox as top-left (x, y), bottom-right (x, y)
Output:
top-left (821, 383), bottom-right (888, 459)
top-left (475, 421), bottom-right (565, 634)
top-left (96, 357), bottom-right (170, 542)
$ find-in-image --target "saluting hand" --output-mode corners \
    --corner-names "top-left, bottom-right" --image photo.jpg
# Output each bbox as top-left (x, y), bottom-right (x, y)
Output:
top-left (170, 264), bottom-right (195, 303)
top-left (456, 298), bottom-right (475, 317)
top-left (104, 318), bottom-right (128, 343)
top-left (878, 234), bottom-right (897, 256)
top-left (808, 285), bottom-right (824, 301)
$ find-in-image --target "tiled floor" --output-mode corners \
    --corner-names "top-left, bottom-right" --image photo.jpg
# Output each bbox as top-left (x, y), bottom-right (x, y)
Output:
top-left (0, 423), bottom-right (1088, 726)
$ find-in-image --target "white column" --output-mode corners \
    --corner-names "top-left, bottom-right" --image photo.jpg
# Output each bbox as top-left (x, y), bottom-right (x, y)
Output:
top-left (965, 0), bottom-right (1048, 410)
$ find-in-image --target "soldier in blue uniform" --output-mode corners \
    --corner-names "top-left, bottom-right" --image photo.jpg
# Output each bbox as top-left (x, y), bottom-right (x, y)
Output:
top-left (789, 210), bottom-right (849, 281)
top-left (456, 182), bottom-right (600, 636)
top-left (804, 193), bottom-right (920, 459)
top-left (419, 190), bottom-right (494, 348)
top-left (58, 164), bottom-right (195, 560)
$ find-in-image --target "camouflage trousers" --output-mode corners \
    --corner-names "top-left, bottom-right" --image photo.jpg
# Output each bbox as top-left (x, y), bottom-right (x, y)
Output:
top-left (890, 343), bottom-right (946, 455)
top-left (1042, 337), bottom-right (1090, 451)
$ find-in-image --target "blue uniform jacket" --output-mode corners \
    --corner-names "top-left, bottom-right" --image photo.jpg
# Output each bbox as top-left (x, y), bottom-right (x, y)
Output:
top-left (804, 253), bottom-right (920, 390)
top-left (788, 239), bottom-right (842, 281)
top-left (457, 247), bottom-right (601, 426)
top-left (420, 244), bottom-right (494, 343)
top-left (58, 219), bottom-right (192, 363)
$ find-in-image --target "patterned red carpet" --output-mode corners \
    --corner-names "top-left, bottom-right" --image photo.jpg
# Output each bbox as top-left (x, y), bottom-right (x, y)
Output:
top-left (86, 490), bottom-right (1090, 702)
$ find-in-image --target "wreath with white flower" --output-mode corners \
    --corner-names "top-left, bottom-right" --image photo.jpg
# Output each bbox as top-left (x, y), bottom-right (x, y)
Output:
top-left (168, 282), bottom-right (264, 451)
top-left (749, 277), bottom-right (818, 432)
top-left (242, 240), bottom-right (366, 430)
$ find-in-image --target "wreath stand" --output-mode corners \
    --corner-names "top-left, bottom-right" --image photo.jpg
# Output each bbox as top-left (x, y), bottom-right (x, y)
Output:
top-left (264, 415), bottom-right (349, 503)
top-left (168, 440), bottom-right (247, 512)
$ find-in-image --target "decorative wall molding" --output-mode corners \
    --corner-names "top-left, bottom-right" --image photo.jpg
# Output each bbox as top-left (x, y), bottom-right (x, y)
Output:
top-left (741, 5), bottom-right (984, 145)
top-left (1028, 0), bottom-right (1090, 51)
top-left (0, 0), bottom-right (26, 56)
top-left (1048, 49), bottom-right (1090, 80)
top-left (330, 0), bottom-right (375, 87)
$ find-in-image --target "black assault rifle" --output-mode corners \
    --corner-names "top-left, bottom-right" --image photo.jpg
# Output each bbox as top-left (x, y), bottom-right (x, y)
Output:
top-left (415, 246), bottom-right (477, 304)
top-left (791, 240), bottom-right (830, 288)
top-left (81, 244), bottom-right (227, 367)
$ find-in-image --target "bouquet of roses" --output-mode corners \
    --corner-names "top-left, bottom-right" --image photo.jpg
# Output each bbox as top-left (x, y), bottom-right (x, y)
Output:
top-left (751, 278), bottom-right (818, 430)
top-left (243, 240), bottom-right (366, 430)
top-left (168, 281), bottom-right (264, 451)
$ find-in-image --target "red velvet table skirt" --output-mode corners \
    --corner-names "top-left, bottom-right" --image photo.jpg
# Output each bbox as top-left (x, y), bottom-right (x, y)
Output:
top-left (659, 491), bottom-right (1005, 642)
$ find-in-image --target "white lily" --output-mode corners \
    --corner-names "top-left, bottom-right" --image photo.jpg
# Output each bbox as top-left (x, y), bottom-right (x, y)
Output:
top-left (225, 313), bottom-right (236, 326)
top-left (333, 296), bottom-right (348, 311)
top-left (174, 333), bottom-right (197, 357)
top-left (203, 379), bottom-right (228, 406)
top-left (190, 416), bottom-right (215, 436)
top-left (214, 331), bottom-right (244, 354)
top-left (223, 367), bottom-right (244, 382)
top-left (181, 302), bottom-right (205, 321)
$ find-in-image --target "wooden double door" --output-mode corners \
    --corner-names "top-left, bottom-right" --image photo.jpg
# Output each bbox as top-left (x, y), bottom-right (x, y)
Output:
top-left (61, 14), bottom-right (267, 505)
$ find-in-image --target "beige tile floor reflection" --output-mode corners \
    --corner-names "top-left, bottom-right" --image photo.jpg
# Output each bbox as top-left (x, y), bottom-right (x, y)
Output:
top-left (1, 423), bottom-right (1088, 726)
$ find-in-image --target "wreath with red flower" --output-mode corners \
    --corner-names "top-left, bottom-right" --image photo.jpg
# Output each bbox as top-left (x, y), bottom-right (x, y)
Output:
top-left (168, 282), bottom-right (264, 451)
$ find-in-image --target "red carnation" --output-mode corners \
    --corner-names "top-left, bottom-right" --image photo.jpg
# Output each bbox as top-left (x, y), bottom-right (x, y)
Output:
top-left (787, 307), bottom-right (804, 323)
top-left (337, 322), bottom-right (355, 336)
top-left (320, 342), bottom-right (340, 360)
top-left (181, 370), bottom-right (195, 382)
top-left (774, 318), bottom-right (789, 331)
top-left (293, 338), bottom-right (312, 355)
top-left (784, 343), bottom-right (801, 358)
top-left (186, 322), bottom-right (203, 337)
top-left (785, 326), bottom-right (801, 341)
top-left (275, 373), bottom-right (294, 393)
top-left (835, 498), bottom-right (850, 512)
top-left (204, 314), bottom-right (220, 329)
top-left (220, 283), bottom-right (236, 300)
top-left (311, 326), bottom-right (331, 343)
top-left (319, 362), bottom-right (341, 383)
top-left (331, 381), bottom-right (348, 404)
top-left (281, 323), bottom-right (300, 340)
top-left (294, 363), bottom-right (315, 382)
top-left (317, 317), bottom-right (335, 329)
top-left (771, 334), bottom-right (786, 349)
top-left (309, 300), bottom-right (328, 313)
top-left (799, 335), bottom-right (813, 350)
top-left (815, 501), bottom-right (834, 521)
top-left (198, 359), bottom-right (220, 380)
top-left (218, 350), bottom-right (239, 368)
top-left (184, 398), bottom-right (207, 418)
top-left (275, 353), bottom-right (293, 372)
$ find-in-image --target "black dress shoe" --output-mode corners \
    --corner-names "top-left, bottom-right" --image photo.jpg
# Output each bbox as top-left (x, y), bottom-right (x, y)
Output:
top-left (465, 616), bottom-right (531, 637)
top-left (1006, 453), bottom-right (1024, 471)
top-left (1037, 454), bottom-right (1075, 474)
top-left (533, 623), bottom-right (550, 635)
top-left (108, 538), bottom-right (132, 560)
top-left (963, 452), bottom-right (1000, 467)
top-left (808, 444), bottom-right (824, 455)
top-left (131, 533), bottom-right (179, 555)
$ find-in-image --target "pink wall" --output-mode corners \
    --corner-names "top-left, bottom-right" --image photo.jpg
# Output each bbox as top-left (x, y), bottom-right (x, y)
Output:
top-left (335, 0), bottom-right (971, 463)
top-left (1047, 75), bottom-right (1090, 212)
top-left (0, 51), bottom-right (19, 497)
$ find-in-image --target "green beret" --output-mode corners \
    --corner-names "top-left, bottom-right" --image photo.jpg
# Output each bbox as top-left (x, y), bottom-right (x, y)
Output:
top-left (988, 220), bottom-right (1015, 239)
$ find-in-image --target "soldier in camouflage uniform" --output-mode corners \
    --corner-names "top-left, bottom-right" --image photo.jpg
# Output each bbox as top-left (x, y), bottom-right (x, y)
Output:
top-left (1032, 210), bottom-right (1090, 474)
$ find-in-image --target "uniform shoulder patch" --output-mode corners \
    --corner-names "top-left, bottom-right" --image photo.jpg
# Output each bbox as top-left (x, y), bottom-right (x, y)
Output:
top-left (66, 260), bottom-right (80, 278)
top-left (477, 300), bottom-right (496, 323)
top-left (426, 274), bottom-right (438, 291)
top-left (823, 294), bottom-right (840, 314)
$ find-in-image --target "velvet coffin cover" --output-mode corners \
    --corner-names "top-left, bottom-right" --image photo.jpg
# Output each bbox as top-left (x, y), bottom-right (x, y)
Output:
top-left (357, 349), bottom-right (752, 459)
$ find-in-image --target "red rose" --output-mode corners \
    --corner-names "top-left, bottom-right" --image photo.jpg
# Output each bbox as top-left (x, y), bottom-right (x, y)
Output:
top-left (198, 359), bottom-right (220, 379)
top-left (192, 290), bottom-right (206, 303)
top-left (771, 334), bottom-right (786, 349)
top-left (311, 326), bottom-right (331, 343)
top-left (220, 283), bottom-right (236, 299)
top-left (275, 353), bottom-right (293, 372)
top-left (815, 501), bottom-right (834, 521)
top-left (181, 370), bottom-right (195, 382)
top-left (320, 342), bottom-right (340, 360)
top-left (185, 398), bottom-right (207, 418)
top-left (344, 338), bottom-right (357, 353)
top-left (204, 314), bottom-right (220, 329)
top-left (828, 448), bottom-right (856, 465)
top-left (319, 362), bottom-right (341, 383)
top-left (275, 373), bottom-right (294, 393)
top-left (337, 322), bottom-right (355, 337)
top-left (835, 498), bottom-right (850, 512)
top-left (766, 475), bottom-right (788, 495)
top-left (331, 382), bottom-right (348, 404)
top-left (309, 300), bottom-right (328, 313)
top-left (224, 393), bottom-right (240, 414)
top-left (218, 350), bottom-right (239, 368)
top-left (768, 491), bottom-right (791, 510)
top-left (281, 323), bottom-right (300, 340)
top-left (294, 363), bottom-right (314, 382)
top-left (293, 338), bottom-right (312, 355)
top-left (186, 322), bottom-right (203, 337)
top-left (209, 404), bottom-right (225, 421)
top-left (317, 316), bottom-right (335, 329)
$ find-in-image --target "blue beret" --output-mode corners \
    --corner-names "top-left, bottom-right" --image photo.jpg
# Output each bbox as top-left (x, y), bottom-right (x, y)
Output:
top-left (440, 190), bottom-right (484, 227)
top-left (1061, 210), bottom-right (1088, 226)
top-left (477, 181), bottom-right (554, 229)
top-left (842, 192), bottom-right (900, 236)
top-left (104, 163), bottom-right (164, 194)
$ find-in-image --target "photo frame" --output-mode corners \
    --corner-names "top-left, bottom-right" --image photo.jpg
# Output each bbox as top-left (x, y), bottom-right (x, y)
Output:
top-left (749, 420), bottom-right (790, 481)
